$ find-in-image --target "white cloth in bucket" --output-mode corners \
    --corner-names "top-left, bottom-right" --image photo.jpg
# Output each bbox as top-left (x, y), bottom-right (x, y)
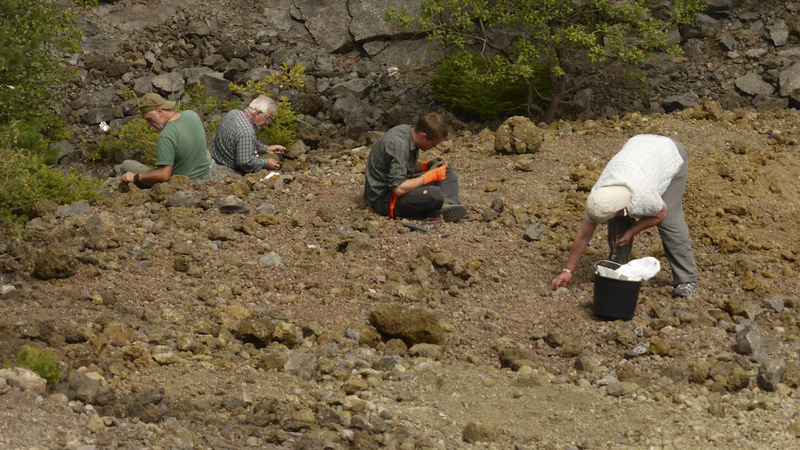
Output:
top-left (597, 257), bottom-right (661, 281)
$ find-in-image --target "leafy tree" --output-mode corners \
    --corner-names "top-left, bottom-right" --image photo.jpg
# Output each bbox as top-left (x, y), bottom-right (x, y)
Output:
top-left (430, 50), bottom-right (549, 120)
top-left (388, 0), bottom-right (706, 122)
top-left (0, 1), bottom-right (102, 234)
top-left (0, 0), bottom-right (81, 126)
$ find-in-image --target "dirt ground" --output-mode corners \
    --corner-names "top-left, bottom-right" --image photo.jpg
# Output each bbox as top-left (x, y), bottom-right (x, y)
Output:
top-left (3, 110), bottom-right (800, 449)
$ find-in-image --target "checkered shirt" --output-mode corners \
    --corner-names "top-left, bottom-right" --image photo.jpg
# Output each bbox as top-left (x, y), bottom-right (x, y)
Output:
top-left (591, 134), bottom-right (684, 219)
top-left (210, 109), bottom-right (271, 174)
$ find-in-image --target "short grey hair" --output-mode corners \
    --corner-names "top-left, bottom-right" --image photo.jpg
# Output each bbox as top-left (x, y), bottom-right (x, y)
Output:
top-left (246, 95), bottom-right (277, 116)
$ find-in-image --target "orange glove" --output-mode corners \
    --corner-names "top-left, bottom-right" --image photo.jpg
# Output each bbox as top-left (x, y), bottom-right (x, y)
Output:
top-left (421, 165), bottom-right (447, 185)
top-left (421, 156), bottom-right (446, 171)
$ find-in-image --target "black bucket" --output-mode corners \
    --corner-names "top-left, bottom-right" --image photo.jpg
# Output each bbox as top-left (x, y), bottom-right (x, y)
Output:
top-left (593, 261), bottom-right (641, 320)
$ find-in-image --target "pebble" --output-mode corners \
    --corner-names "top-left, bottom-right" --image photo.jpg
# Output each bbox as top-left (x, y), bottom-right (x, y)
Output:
top-left (0, 284), bottom-right (16, 295)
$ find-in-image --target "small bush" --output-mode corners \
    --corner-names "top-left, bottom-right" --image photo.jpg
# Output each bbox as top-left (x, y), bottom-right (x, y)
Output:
top-left (16, 346), bottom-right (62, 386)
top-left (229, 63), bottom-right (303, 148)
top-left (230, 63), bottom-right (306, 98)
top-left (1, 125), bottom-right (100, 230)
top-left (264, 62), bottom-right (306, 89)
top-left (204, 118), bottom-right (221, 147)
top-left (259, 97), bottom-right (298, 148)
top-left (225, 98), bottom-right (243, 111)
top-left (119, 85), bottom-right (137, 101)
top-left (183, 83), bottom-right (219, 114)
top-left (430, 51), bottom-right (549, 120)
top-left (93, 118), bottom-right (159, 165)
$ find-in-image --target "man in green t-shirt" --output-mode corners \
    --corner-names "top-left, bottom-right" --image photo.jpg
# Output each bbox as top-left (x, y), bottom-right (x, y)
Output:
top-left (121, 93), bottom-right (210, 186)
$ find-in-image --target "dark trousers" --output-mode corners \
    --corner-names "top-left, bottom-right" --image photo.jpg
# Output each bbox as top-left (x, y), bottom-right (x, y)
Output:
top-left (391, 166), bottom-right (460, 219)
top-left (607, 140), bottom-right (697, 284)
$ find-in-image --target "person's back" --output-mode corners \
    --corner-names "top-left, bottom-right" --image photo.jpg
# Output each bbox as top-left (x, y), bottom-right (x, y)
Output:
top-left (157, 110), bottom-right (209, 179)
top-left (364, 124), bottom-right (416, 214)
top-left (211, 109), bottom-right (248, 171)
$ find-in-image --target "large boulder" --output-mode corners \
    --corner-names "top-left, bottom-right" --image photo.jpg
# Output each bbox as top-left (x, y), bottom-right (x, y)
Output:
top-left (494, 116), bottom-right (544, 155)
top-left (152, 72), bottom-right (185, 94)
top-left (779, 63), bottom-right (800, 103)
top-left (348, 0), bottom-right (423, 42)
top-left (368, 306), bottom-right (446, 346)
top-left (735, 72), bottom-right (775, 97)
top-left (33, 243), bottom-right (78, 279)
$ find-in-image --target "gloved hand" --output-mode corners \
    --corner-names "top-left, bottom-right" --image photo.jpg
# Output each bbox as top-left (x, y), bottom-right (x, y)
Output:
top-left (422, 156), bottom-right (446, 171)
top-left (421, 165), bottom-right (447, 185)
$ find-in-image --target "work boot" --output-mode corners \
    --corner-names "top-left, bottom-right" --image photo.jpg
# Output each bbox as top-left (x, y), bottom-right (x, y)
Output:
top-left (439, 203), bottom-right (467, 223)
top-left (672, 282), bottom-right (697, 298)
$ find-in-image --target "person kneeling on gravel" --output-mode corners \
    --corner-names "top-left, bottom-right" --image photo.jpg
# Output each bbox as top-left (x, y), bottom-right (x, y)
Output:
top-left (210, 95), bottom-right (286, 174)
top-left (120, 93), bottom-right (211, 187)
top-left (551, 134), bottom-right (698, 298)
top-left (363, 112), bottom-right (467, 222)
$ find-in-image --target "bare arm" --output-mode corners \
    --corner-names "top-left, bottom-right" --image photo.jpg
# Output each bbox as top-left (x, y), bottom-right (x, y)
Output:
top-left (392, 175), bottom-right (425, 197)
top-left (121, 166), bottom-right (173, 184)
top-left (616, 202), bottom-right (667, 247)
top-left (551, 217), bottom-right (599, 290)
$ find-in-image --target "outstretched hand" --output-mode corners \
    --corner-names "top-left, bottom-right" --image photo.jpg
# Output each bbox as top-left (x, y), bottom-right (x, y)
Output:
top-left (551, 271), bottom-right (573, 290)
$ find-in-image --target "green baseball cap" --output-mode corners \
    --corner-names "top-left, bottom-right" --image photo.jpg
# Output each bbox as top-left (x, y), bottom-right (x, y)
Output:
top-left (138, 93), bottom-right (176, 114)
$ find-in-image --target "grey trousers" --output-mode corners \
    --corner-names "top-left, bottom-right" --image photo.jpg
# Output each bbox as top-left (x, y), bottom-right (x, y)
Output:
top-left (607, 140), bottom-right (697, 284)
top-left (120, 159), bottom-right (213, 184)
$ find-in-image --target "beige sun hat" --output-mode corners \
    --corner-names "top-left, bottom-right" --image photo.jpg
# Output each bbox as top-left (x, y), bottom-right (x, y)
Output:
top-left (138, 93), bottom-right (176, 114)
top-left (585, 186), bottom-right (631, 223)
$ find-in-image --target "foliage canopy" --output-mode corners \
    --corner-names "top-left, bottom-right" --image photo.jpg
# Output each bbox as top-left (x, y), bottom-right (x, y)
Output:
top-left (0, 0), bottom-right (81, 125)
top-left (388, 0), bottom-right (707, 122)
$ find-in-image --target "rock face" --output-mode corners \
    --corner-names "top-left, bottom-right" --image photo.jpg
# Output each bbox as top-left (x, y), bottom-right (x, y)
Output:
top-left (368, 306), bottom-right (446, 346)
top-left (55, 0), bottom-right (800, 175)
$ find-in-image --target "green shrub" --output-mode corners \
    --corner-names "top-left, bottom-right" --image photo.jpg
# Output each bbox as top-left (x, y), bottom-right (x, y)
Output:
top-left (225, 98), bottom-right (243, 112)
top-left (389, 0), bottom-right (706, 122)
top-left (1, 125), bottom-right (100, 229)
top-left (16, 346), bottom-right (62, 386)
top-left (430, 51), bottom-right (548, 120)
top-left (229, 63), bottom-right (306, 97)
top-left (259, 97), bottom-right (298, 148)
top-left (120, 85), bottom-right (137, 101)
top-left (93, 118), bottom-right (159, 165)
top-left (264, 62), bottom-right (306, 89)
top-left (183, 83), bottom-right (219, 113)
top-left (229, 63), bottom-right (303, 148)
top-left (204, 118), bottom-right (221, 146)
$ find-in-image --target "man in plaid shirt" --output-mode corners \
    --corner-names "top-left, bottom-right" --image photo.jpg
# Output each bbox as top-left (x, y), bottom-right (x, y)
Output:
top-left (210, 96), bottom-right (285, 174)
top-left (551, 134), bottom-right (698, 298)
